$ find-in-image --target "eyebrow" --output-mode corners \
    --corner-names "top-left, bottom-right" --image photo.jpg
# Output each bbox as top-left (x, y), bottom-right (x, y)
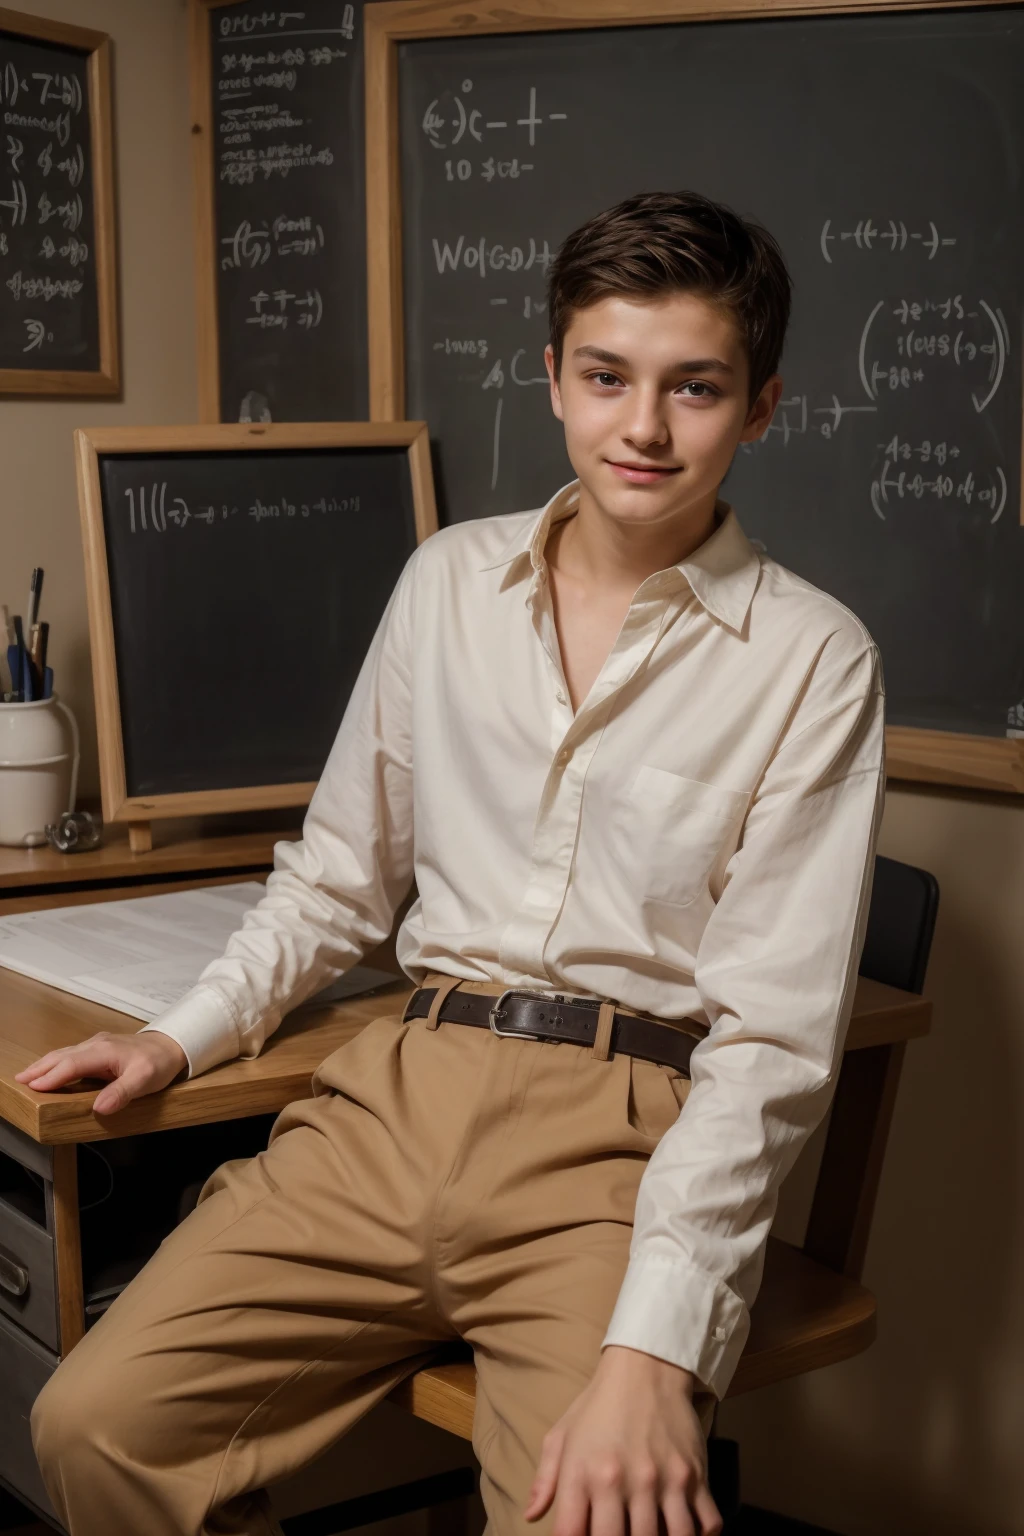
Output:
top-left (571, 344), bottom-right (735, 375)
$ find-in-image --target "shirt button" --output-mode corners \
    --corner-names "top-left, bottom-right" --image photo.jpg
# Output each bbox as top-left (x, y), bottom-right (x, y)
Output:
top-left (555, 689), bottom-right (567, 705)
top-left (713, 1326), bottom-right (727, 1343)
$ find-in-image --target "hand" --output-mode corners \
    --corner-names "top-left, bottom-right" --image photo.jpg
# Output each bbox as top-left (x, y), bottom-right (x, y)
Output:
top-left (14, 1030), bottom-right (189, 1115)
top-left (525, 1345), bottom-right (722, 1536)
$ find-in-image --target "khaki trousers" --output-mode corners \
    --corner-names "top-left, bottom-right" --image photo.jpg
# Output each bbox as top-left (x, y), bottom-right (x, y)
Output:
top-left (32, 975), bottom-right (715, 1536)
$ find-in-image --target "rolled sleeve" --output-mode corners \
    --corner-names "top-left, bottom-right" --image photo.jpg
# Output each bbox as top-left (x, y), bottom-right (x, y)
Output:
top-left (603, 634), bottom-right (886, 1399)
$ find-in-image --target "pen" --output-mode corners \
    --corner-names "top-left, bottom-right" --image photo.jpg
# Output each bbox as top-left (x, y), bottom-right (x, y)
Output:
top-left (21, 620), bottom-right (35, 702)
top-left (26, 567), bottom-right (43, 635)
top-left (28, 622), bottom-right (45, 700)
top-left (11, 615), bottom-right (25, 700)
top-left (0, 606), bottom-right (12, 694)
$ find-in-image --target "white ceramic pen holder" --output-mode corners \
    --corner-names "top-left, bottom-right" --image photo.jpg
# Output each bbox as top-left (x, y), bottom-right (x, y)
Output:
top-left (0, 695), bottom-right (80, 847)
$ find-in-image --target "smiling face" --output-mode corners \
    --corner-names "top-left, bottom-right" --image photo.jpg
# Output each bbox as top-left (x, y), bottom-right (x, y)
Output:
top-left (545, 290), bottom-right (781, 537)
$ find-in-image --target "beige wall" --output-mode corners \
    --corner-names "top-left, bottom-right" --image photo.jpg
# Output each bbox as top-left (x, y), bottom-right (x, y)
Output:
top-left (1, 0), bottom-right (198, 801)
top-left (3, 3), bottom-right (1023, 1532)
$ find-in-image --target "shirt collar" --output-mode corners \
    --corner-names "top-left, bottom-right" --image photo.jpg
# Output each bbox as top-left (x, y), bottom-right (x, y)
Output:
top-left (480, 478), bottom-right (761, 634)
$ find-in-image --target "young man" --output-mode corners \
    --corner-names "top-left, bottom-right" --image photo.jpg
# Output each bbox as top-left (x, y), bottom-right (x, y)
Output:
top-left (21, 191), bottom-right (885, 1536)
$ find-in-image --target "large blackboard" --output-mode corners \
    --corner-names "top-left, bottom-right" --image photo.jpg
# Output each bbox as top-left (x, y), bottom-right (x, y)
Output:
top-left (398, 7), bottom-right (1024, 743)
top-left (0, 24), bottom-right (102, 376)
top-left (209, 0), bottom-right (367, 422)
top-left (96, 445), bottom-right (418, 796)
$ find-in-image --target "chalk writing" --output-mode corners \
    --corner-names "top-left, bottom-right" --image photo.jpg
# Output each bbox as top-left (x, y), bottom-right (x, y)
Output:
top-left (421, 81), bottom-right (568, 151)
top-left (219, 6), bottom-right (355, 40)
top-left (221, 214), bottom-right (324, 269)
top-left (0, 30), bottom-right (95, 366)
top-left (870, 461), bottom-right (1007, 523)
top-left (211, 2), bottom-right (366, 419)
top-left (433, 337), bottom-right (490, 357)
top-left (5, 270), bottom-right (82, 301)
top-left (820, 217), bottom-right (957, 262)
top-left (859, 296), bottom-right (1008, 412)
top-left (432, 235), bottom-right (554, 277)
top-left (123, 483), bottom-right (361, 533)
top-left (246, 285), bottom-right (322, 328)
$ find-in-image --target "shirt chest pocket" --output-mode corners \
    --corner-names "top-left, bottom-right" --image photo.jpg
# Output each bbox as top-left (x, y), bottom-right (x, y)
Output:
top-left (627, 765), bottom-right (749, 908)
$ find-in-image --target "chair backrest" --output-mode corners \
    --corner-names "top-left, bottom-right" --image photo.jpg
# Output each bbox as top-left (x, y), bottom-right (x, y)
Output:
top-left (858, 854), bottom-right (940, 996)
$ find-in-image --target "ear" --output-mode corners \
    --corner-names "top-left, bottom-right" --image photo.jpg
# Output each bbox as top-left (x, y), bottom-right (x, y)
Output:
top-left (739, 374), bottom-right (784, 444)
top-left (544, 344), bottom-right (564, 422)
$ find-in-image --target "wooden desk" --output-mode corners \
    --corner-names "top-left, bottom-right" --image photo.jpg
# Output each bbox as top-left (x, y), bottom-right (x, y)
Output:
top-left (0, 809), bottom-right (302, 917)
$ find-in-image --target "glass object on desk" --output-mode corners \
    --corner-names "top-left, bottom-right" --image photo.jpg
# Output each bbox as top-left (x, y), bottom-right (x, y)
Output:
top-left (44, 808), bottom-right (102, 854)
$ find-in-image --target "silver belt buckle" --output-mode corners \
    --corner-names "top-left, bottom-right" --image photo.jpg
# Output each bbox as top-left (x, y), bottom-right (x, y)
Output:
top-left (488, 988), bottom-right (550, 1040)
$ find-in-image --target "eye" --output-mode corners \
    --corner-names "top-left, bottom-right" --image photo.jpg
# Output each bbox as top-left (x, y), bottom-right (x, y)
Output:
top-left (587, 370), bottom-right (624, 388)
top-left (678, 380), bottom-right (719, 399)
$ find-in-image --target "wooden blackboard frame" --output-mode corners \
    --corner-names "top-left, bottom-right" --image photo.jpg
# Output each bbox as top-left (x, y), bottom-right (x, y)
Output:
top-left (365, 0), bottom-right (1024, 796)
top-left (189, 0), bottom-right (229, 424)
top-left (75, 421), bottom-right (439, 849)
top-left (0, 7), bottom-right (119, 396)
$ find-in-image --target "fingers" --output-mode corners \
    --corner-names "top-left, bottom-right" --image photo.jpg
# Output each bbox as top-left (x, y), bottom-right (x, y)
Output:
top-left (14, 1041), bottom-right (119, 1092)
top-left (661, 1481), bottom-right (697, 1536)
top-left (627, 1488), bottom-right (664, 1536)
top-left (14, 1047), bottom-right (84, 1083)
top-left (13, 1034), bottom-right (168, 1116)
top-left (588, 1485), bottom-right (626, 1536)
top-left (549, 1476), bottom-right (589, 1536)
top-left (92, 1059), bottom-right (152, 1116)
top-left (692, 1483), bottom-right (723, 1536)
top-left (525, 1426), bottom-right (565, 1521)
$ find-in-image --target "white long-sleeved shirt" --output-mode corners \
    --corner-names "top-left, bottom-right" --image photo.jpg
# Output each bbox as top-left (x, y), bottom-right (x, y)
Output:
top-left (144, 479), bottom-right (885, 1399)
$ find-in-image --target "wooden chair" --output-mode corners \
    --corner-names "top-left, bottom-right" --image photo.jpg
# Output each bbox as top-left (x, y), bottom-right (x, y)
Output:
top-left (383, 856), bottom-right (939, 1502)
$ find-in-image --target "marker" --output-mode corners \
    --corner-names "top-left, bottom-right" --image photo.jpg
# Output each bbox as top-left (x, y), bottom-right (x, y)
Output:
top-left (26, 567), bottom-right (43, 635)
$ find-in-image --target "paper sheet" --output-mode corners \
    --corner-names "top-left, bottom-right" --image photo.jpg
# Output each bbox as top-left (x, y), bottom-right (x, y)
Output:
top-left (0, 882), bottom-right (399, 1022)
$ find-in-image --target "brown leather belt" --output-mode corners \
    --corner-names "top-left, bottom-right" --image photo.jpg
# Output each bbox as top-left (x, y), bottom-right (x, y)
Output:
top-left (402, 984), bottom-right (705, 1076)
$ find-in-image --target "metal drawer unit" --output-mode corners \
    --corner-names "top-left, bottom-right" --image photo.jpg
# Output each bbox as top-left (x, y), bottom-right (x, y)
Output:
top-left (0, 1119), bottom-right (59, 1353)
top-left (0, 1307), bottom-right (59, 1524)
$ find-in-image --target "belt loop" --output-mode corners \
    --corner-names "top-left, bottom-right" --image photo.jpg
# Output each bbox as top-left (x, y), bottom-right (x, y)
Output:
top-left (425, 975), bottom-right (462, 1031)
top-left (591, 1000), bottom-right (616, 1062)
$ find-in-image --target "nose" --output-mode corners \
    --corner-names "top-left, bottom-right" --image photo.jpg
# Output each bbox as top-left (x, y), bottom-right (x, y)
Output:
top-left (623, 386), bottom-right (670, 451)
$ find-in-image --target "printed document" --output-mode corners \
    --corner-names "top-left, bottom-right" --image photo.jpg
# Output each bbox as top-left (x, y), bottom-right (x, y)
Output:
top-left (0, 882), bottom-right (399, 1021)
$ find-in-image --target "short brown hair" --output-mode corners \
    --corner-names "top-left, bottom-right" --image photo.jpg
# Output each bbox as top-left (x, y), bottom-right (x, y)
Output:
top-left (547, 191), bottom-right (792, 402)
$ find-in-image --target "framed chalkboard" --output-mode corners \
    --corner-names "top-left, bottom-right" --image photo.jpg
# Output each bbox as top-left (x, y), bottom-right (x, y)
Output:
top-left (75, 422), bottom-right (437, 849)
top-left (366, 0), bottom-right (1024, 795)
top-left (189, 0), bottom-right (367, 423)
top-left (0, 7), bottom-right (118, 394)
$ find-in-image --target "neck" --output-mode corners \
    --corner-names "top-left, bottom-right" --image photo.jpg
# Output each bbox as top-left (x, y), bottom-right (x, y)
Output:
top-left (551, 481), bottom-right (720, 595)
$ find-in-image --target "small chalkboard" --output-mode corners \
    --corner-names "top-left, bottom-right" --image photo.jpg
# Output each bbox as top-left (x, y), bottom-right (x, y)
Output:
top-left (0, 8), bottom-right (118, 394)
top-left (190, 0), bottom-right (367, 423)
top-left (75, 423), bottom-right (437, 848)
top-left (366, 0), bottom-right (1024, 795)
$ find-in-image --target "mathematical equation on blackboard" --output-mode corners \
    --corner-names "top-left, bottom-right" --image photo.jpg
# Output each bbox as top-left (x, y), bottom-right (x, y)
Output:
top-left (213, 4), bottom-right (355, 373)
top-left (121, 482), bottom-right (361, 534)
top-left (413, 83), bottom-right (1013, 526)
top-left (0, 44), bottom-right (91, 360)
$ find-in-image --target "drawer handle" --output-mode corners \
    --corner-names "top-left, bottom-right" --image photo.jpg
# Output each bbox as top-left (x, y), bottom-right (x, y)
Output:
top-left (0, 1247), bottom-right (29, 1298)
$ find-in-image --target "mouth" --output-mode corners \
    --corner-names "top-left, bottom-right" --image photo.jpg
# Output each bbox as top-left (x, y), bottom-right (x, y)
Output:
top-left (606, 460), bottom-right (682, 485)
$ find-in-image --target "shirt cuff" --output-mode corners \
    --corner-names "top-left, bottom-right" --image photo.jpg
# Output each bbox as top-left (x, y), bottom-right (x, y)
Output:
top-left (601, 1254), bottom-right (750, 1402)
top-left (138, 985), bottom-right (240, 1079)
